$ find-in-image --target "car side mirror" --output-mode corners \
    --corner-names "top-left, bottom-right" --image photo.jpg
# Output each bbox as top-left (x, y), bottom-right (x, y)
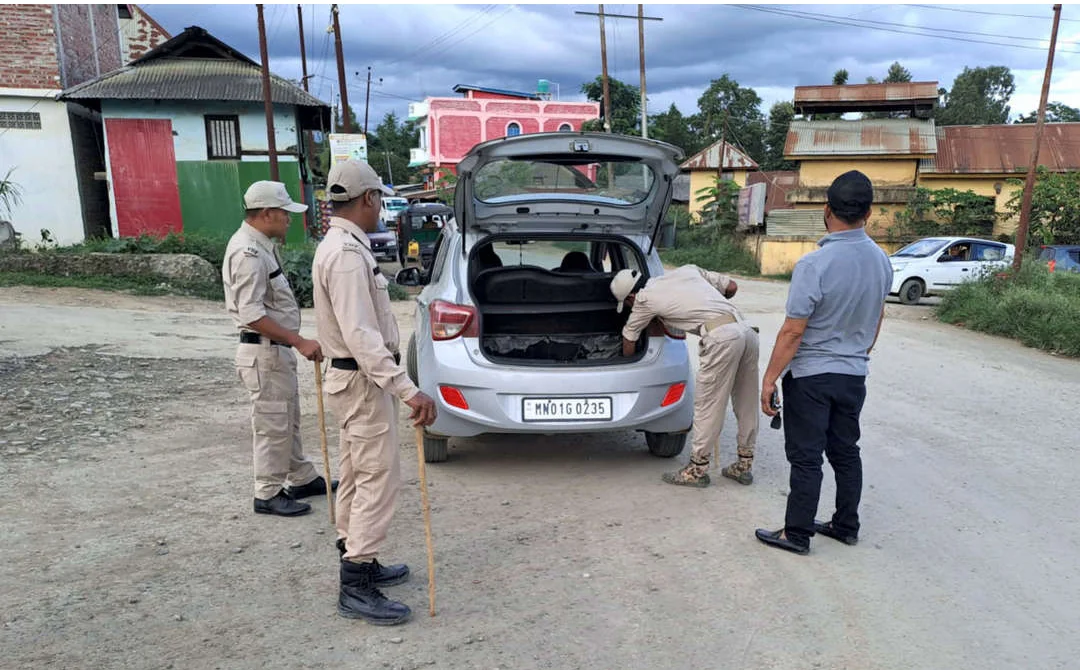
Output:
top-left (395, 267), bottom-right (423, 287)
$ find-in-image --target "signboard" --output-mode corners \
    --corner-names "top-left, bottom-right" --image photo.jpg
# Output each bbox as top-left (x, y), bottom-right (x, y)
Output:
top-left (737, 182), bottom-right (767, 230)
top-left (328, 133), bottom-right (368, 166)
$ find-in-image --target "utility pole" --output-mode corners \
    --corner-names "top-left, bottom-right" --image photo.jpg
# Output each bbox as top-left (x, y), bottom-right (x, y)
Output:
top-left (1014, 3), bottom-right (1062, 273)
top-left (256, 4), bottom-right (279, 180)
top-left (716, 107), bottom-right (728, 183)
top-left (638, 4), bottom-right (647, 138)
top-left (331, 4), bottom-right (352, 133)
top-left (361, 67), bottom-right (382, 135)
top-left (297, 5), bottom-right (309, 92)
top-left (575, 6), bottom-right (662, 134)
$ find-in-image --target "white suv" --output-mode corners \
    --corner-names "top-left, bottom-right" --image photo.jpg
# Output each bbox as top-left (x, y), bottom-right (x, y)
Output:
top-left (395, 133), bottom-right (694, 462)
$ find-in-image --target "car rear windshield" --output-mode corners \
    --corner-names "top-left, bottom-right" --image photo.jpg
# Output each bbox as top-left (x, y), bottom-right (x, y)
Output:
top-left (893, 239), bottom-right (947, 258)
top-left (473, 158), bottom-right (655, 205)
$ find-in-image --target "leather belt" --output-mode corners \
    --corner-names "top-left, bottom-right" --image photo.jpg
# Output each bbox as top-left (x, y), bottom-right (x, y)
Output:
top-left (239, 332), bottom-right (292, 348)
top-left (332, 353), bottom-right (400, 370)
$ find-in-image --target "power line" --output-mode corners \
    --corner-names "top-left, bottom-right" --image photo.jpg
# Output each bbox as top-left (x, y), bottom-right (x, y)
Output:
top-left (419, 5), bottom-right (514, 62)
top-left (384, 5), bottom-right (496, 67)
top-left (734, 5), bottom-right (1080, 55)
top-left (911, 4), bottom-right (1080, 23)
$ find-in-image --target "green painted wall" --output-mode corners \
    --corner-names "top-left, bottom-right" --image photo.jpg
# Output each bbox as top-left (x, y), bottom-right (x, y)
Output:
top-left (177, 160), bottom-right (307, 246)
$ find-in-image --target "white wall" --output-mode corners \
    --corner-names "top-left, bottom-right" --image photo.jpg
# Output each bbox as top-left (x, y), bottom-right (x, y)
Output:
top-left (100, 100), bottom-right (301, 161)
top-left (0, 90), bottom-right (86, 246)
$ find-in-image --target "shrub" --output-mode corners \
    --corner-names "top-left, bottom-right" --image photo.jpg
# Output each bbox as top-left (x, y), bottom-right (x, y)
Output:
top-left (659, 222), bottom-right (759, 275)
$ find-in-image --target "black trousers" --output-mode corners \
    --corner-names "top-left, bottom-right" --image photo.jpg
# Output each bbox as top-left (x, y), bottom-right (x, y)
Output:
top-left (782, 372), bottom-right (867, 546)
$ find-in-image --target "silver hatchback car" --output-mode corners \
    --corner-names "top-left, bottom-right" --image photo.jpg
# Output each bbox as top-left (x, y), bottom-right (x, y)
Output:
top-left (395, 133), bottom-right (694, 462)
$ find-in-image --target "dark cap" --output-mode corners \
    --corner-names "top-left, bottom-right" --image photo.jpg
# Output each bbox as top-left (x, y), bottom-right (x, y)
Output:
top-left (827, 170), bottom-right (874, 221)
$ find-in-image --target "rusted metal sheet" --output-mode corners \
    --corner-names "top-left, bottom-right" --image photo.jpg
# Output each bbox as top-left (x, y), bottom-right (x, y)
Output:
top-left (765, 209), bottom-right (826, 237)
top-left (105, 118), bottom-right (182, 237)
top-left (747, 170), bottom-right (797, 212)
top-left (679, 140), bottom-right (758, 171)
top-left (795, 82), bottom-right (939, 104)
top-left (924, 123), bottom-right (1080, 174)
top-left (785, 119), bottom-right (937, 157)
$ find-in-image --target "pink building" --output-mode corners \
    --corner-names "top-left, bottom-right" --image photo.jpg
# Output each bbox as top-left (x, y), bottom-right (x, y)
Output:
top-left (408, 83), bottom-right (600, 186)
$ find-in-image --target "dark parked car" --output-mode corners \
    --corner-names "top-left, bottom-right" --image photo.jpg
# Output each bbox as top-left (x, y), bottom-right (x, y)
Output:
top-left (1038, 245), bottom-right (1080, 273)
top-left (367, 219), bottom-right (398, 262)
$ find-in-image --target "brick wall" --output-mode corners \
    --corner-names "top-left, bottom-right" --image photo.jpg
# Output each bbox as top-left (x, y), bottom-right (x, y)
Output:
top-left (0, 5), bottom-right (60, 89)
top-left (55, 4), bottom-right (123, 88)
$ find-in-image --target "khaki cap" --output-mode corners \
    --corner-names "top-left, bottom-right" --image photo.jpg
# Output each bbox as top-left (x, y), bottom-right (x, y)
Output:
top-left (326, 159), bottom-right (395, 201)
top-left (243, 180), bottom-right (308, 213)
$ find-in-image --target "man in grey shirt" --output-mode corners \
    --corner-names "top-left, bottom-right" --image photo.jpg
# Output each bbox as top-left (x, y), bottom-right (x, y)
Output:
top-left (755, 170), bottom-right (893, 555)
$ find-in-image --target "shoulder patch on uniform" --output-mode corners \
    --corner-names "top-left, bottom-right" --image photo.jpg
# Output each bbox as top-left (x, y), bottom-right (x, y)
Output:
top-left (342, 241), bottom-right (366, 255)
top-left (242, 245), bottom-right (260, 257)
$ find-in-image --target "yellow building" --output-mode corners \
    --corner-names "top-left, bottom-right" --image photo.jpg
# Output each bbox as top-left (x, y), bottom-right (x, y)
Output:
top-left (917, 123), bottom-right (1080, 237)
top-left (679, 140), bottom-right (757, 220)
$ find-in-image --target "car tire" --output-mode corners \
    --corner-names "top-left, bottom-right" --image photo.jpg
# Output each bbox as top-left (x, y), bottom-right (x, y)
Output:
top-left (899, 278), bottom-right (925, 305)
top-left (406, 333), bottom-right (418, 386)
top-left (645, 432), bottom-right (686, 458)
top-left (423, 434), bottom-right (448, 463)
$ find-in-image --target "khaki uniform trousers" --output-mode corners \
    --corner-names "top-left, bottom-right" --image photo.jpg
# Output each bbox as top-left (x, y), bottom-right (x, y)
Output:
top-left (323, 368), bottom-right (400, 562)
top-left (236, 341), bottom-right (318, 500)
top-left (690, 320), bottom-right (760, 467)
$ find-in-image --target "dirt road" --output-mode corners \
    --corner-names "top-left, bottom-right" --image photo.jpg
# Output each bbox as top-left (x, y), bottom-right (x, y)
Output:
top-left (1, 280), bottom-right (1077, 670)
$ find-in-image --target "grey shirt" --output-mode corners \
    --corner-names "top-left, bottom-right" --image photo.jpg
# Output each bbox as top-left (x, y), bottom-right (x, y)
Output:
top-left (785, 227), bottom-right (892, 378)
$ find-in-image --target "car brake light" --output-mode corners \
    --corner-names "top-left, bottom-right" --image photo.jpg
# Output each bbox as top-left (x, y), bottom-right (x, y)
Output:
top-left (1048, 259), bottom-right (1056, 273)
top-left (661, 382), bottom-right (686, 407)
top-left (439, 385), bottom-right (469, 410)
top-left (646, 319), bottom-right (686, 340)
top-left (430, 300), bottom-right (478, 341)
top-left (663, 324), bottom-right (686, 340)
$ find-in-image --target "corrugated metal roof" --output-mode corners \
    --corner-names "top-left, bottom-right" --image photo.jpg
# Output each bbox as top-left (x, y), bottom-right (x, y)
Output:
top-left (679, 140), bottom-right (758, 171)
top-left (794, 82), bottom-right (939, 105)
top-left (765, 209), bottom-right (826, 237)
top-left (452, 84), bottom-right (541, 100)
top-left (923, 123), bottom-right (1080, 174)
top-left (785, 119), bottom-right (937, 157)
top-left (62, 58), bottom-right (326, 107)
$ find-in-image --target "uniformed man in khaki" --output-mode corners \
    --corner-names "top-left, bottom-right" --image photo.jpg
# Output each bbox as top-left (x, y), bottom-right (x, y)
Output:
top-left (312, 159), bottom-right (437, 626)
top-left (223, 181), bottom-right (336, 517)
top-left (612, 265), bottom-right (760, 487)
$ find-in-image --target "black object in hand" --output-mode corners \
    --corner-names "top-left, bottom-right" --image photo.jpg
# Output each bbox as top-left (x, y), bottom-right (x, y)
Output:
top-left (769, 391), bottom-right (782, 430)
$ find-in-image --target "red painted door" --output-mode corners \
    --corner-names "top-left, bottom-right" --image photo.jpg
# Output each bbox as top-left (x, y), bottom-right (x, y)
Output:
top-left (105, 118), bottom-right (182, 237)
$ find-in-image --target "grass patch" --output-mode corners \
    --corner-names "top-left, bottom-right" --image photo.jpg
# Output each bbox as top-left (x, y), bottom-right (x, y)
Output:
top-left (936, 260), bottom-right (1080, 357)
top-left (0, 271), bottom-right (223, 301)
top-left (659, 223), bottom-right (760, 275)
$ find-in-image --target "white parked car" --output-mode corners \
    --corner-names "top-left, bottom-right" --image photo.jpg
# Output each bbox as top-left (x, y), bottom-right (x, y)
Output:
top-left (395, 132), bottom-right (694, 463)
top-left (380, 196), bottom-right (409, 225)
top-left (889, 236), bottom-right (1014, 304)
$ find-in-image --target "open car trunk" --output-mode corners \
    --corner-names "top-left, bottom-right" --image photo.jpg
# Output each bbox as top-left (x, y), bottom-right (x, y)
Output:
top-left (471, 264), bottom-right (645, 366)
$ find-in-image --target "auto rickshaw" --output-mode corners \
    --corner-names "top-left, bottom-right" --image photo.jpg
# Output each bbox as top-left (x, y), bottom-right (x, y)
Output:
top-left (395, 202), bottom-right (454, 269)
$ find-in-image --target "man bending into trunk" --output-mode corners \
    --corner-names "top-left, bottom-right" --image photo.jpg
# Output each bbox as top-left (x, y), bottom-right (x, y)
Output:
top-left (611, 265), bottom-right (760, 487)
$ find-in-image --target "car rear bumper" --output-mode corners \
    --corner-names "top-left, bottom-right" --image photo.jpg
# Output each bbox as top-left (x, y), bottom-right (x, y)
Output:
top-left (420, 337), bottom-right (694, 438)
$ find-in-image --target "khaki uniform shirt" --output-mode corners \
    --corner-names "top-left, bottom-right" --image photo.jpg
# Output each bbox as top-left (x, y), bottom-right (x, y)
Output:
top-left (312, 217), bottom-right (419, 402)
top-left (222, 222), bottom-right (300, 332)
top-left (623, 265), bottom-right (740, 342)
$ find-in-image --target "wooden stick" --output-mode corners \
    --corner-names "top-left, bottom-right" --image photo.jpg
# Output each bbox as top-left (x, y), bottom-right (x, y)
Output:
top-left (313, 361), bottom-right (335, 524)
top-left (414, 425), bottom-right (436, 617)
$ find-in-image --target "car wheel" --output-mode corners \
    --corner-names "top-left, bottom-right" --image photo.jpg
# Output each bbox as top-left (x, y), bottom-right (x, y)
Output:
top-left (406, 333), bottom-right (418, 386)
top-left (423, 434), bottom-right (448, 463)
top-left (645, 432), bottom-right (686, 458)
top-left (899, 278), bottom-right (925, 305)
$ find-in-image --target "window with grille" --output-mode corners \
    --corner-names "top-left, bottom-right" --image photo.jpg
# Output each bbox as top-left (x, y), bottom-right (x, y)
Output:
top-left (0, 112), bottom-right (42, 130)
top-left (205, 115), bottom-right (241, 160)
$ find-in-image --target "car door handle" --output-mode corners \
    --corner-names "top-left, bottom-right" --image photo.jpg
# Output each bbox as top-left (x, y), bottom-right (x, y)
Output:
top-left (962, 268), bottom-right (969, 271)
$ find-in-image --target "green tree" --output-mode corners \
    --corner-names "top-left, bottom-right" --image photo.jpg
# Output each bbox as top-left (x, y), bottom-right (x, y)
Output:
top-left (832, 69), bottom-right (849, 86)
top-left (694, 174), bottom-right (741, 232)
top-left (936, 66), bottom-right (1016, 126)
top-left (1005, 168), bottom-right (1080, 245)
top-left (884, 61), bottom-right (913, 83)
top-left (694, 74), bottom-right (767, 165)
top-left (889, 187), bottom-right (997, 240)
top-left (580, 76), bottom-right (641, 135)
top-left (763, 102), bottom-right (797, 171)
top-left (648, 103), bottom-right (702, 155)
top-left (1015, 101), bottom-right (1080, 124)
top-left (0, 167), bottom-right (23, 222)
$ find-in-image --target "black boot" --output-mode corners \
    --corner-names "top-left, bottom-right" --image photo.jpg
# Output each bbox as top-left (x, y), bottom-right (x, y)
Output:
top-left (338, 559), bottom-right (411, 625)
top-left (336, 539), bottom-right (410, 587)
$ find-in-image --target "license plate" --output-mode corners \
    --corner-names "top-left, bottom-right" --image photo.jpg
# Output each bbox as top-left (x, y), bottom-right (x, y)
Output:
top-left (522, 397), bottom-right (612, 422)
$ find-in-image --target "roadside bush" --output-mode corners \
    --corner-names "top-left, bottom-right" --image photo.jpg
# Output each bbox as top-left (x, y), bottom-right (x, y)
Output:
top-left (936, 260), bottom-right (1080, 357)
top-left (58, 233), bottom-right (231, 271)
top-left (659, 222), bottom-right (759, 275)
